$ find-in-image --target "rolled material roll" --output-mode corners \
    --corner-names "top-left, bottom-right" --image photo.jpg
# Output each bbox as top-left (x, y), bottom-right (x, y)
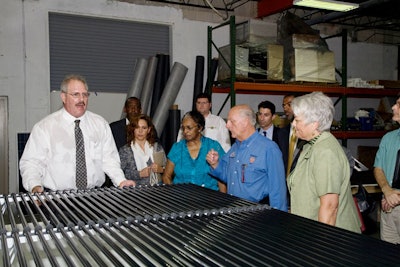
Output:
top-left (150, 54), bottom-right (170, 117)
top-left (141, 56), bottom-right (158, 115)
top-left (192, 56), bottom-right (204, 110)
top-left (153, 62), bottom-right (188, 136)
top-left (161, 106), bottom-right (181, 154)
top-left (127, 58), bottom-right (148, 99)
top-left (204, 58), bottom-right (218, 94)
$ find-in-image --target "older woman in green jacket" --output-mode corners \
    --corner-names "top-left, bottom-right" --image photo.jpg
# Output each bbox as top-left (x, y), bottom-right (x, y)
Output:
top-left (288, 92), bottom-right (361, 233)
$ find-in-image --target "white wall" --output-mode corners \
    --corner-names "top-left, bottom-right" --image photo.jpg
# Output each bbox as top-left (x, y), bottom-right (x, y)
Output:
top-left (1, 0), bottom-right (398, 193)
top-left (1, 0), bottom-right (230, 193)
top-left (327, 38), bottom-right (398, 81)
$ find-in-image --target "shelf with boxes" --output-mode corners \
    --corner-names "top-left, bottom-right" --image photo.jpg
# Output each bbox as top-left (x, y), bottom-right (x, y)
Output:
top-left (207, 16), bottom-right (399, 142)
top-left (212, 82), bottom-right (399, 140)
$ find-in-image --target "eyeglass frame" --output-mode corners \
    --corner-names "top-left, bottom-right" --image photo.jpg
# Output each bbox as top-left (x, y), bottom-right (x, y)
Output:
top-left (181, 125), bottom-right (199, 131)
top-left (62, 91), bottom-right (91, 98)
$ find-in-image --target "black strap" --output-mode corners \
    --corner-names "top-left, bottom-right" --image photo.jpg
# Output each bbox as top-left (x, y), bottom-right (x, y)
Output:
top-left (392, 149), bottom-right (400, 189)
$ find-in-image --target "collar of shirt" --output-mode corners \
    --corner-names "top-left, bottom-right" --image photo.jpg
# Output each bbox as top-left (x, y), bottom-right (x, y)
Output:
top-left (258, 126), bottom-right (273, 139)
top-left (235, 131), bottom-right (259, 147)
top-left (61, 108), bottom-right (86, 127)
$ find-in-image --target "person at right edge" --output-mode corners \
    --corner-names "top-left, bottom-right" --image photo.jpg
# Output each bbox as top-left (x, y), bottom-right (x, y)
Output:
top-left (374, 95), bottom-right (400, 244)
top-left (287, 92), bottom-right (361, 233)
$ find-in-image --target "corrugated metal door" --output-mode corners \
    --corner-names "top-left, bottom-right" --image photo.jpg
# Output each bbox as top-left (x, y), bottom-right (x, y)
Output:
top-left (49, 13), bottom-right (170, 93)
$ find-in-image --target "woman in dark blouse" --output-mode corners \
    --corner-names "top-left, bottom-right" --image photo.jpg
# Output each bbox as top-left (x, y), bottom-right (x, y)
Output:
top-left (119, 114), bottom-right (166, 186)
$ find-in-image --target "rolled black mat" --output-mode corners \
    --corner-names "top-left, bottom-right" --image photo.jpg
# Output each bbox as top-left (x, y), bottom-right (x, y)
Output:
top-left (204, 58), bottom-right (218, 94)
top-left (192, 56), bottom-right (204, 110)
top-left (160, 107), bottom-right (181, 155)
top-left (150, 54), bottom-right (170, 117)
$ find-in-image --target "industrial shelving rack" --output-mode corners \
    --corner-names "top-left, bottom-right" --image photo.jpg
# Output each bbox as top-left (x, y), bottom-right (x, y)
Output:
top-left (206, 16), bottom-right (399, 144)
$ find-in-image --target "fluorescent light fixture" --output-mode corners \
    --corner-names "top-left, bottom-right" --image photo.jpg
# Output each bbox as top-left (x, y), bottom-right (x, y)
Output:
top-left (294, 0), bottom-right (359, 12)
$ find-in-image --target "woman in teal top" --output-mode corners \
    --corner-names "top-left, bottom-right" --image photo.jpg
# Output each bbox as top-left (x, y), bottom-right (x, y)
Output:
top-left (162, 110), bottom-right (226, 191)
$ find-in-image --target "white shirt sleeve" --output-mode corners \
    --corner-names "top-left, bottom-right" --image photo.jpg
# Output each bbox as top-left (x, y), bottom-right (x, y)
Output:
top-left (204, 114), bottom-right (231, 152)
top-left (20, 109), bottom-right (126, 191)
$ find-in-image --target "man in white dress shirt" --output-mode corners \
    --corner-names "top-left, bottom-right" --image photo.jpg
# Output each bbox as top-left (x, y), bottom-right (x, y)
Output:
top-left (20, 74), bottom-right (136, 193)
top-left (177, 93), bottom-right (231, 152)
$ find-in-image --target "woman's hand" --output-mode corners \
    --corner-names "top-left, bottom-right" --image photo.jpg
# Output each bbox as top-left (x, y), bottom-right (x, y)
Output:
top-left (150, 163), bottom-right (164, 174)
top-left (139, 167), bottom-right (151, 178)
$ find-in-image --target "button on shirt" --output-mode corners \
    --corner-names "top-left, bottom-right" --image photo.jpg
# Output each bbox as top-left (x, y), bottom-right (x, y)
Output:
top-left (209, 132), bottom-right (287, 211)
top-left (20, 108), bottom-right (125, 192)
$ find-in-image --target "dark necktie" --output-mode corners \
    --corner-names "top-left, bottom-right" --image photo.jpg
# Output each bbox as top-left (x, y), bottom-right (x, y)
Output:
top-left (392, 149), bottom-right (400, 189)
top-left (75, 120), bottom-right (87, 189)
top-left (263, 131), bottom-right (267, 137)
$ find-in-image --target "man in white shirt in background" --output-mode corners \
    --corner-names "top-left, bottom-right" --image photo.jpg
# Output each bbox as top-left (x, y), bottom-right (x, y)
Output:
top-left (177, 92), bottom-right (231, 152)
top-left (20, 74), bottom-right (136, 193)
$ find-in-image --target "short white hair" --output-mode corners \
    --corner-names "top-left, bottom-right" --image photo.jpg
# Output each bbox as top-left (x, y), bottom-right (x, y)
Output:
top-left (291, 92), bottom-right (334, 132)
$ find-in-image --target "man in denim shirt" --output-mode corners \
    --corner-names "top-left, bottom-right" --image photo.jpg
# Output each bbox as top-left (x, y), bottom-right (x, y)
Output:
top-left (207, 104), bottom-right (288, 211)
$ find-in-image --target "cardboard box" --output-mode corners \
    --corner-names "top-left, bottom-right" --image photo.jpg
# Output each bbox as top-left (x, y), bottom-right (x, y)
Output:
top-left (217, 45), bottom-right (249, 81)
top-left (218, 44), bottom-right (283, 81)
top-left (369, 80), bottom-right (400, 89)
top-left (293, 48), bottom-right (336, 83)
top-left (248, 51), bottom-right (267, 79)
top-left (292, 34), bottom-right (323, 49)
top-left (248, 44), bottom-right (283, 81)
top-left (267, 44), bottom-right (283, 81)
top-left (236, 19), bottom-right (277, 45)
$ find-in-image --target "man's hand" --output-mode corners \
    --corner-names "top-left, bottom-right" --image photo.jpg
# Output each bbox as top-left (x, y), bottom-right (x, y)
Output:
top-left (206, 149), bottom-right (219, 169)
top-left (118, 179), bottom-right (136, 188)
top-left (31, 185), bottom-right (44, 193)
top-left (383, 188), bottom-right (400, 210)
top-left (382, 198), bottom-right (393, 212)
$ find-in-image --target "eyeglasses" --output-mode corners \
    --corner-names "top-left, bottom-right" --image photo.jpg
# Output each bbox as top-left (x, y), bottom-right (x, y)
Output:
top-left (63, 92), bottom-right (90, 98)
top-left (282, 102), bottom-right (291, 108)
top-left (181, 125), bottom-right (198, 131)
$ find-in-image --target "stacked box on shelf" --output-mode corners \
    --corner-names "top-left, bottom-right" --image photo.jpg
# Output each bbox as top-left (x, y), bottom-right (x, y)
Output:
top-left (369, 80), bottom-right (400, 88)
top-left (217, 19), bottom-right (283, 82)
top-left (247, 44), bottom-right (284, 81)
top-left (217, 44), bottom-right (284, 81)
top-left (289, 34), bottom-right (336, 83)
top-left (236, 19), bottom-right (278, 46)
top-left (217, 44), bottom-right (249, 81)
top-left (267, 44), bottom-right (284, 81)
top-left (293, 48), bottom-right (335, 83)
